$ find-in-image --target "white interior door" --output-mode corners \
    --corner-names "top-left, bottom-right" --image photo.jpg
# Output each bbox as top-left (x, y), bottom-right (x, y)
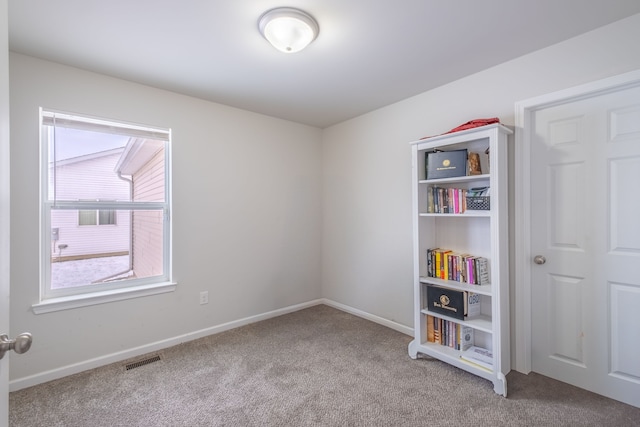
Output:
top-left (528, 80), bottom-right (640, 407)
top-left (1, 1), bottom-right (10, 424)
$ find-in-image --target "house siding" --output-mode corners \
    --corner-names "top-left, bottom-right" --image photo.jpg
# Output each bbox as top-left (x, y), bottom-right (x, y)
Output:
top-left (131, 148), bottom-right (164, 278)
top-left (50, 150), bottom-right (130, 259)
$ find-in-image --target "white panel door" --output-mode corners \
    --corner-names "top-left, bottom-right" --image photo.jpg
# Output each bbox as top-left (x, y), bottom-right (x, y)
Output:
top-left (530, 84), bottom-right (640, 408)
top-left (1, 1), bottom-right (10, 424)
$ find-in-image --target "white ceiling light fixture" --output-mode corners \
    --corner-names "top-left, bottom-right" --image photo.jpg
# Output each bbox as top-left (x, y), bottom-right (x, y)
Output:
top-left (258, 7), bottom-right (319, 53)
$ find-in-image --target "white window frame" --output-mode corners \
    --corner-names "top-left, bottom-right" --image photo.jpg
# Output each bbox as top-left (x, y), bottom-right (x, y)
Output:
top-left (33, 109), bottom-right (176, 314)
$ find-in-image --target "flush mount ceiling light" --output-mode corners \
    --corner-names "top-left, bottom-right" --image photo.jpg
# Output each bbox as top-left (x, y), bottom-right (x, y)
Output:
top-left (258, 7), bottom-right (319, 53)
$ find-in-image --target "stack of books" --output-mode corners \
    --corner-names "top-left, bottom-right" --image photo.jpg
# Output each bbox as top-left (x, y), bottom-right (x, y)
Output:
top-left (426, 248), bottom-right (490, 285)
top-left (460, 346), bottom-right (493, 371)
top-left (426, 315), bottom-right (474, 351)
top-left (427, 187), bottom-right (468, 214)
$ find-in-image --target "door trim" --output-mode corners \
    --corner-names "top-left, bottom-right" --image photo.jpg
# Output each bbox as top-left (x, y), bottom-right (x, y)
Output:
top-left (1, 1), bottom-right (10, 423)
top-left (514, 69), bottom-right (640, 374)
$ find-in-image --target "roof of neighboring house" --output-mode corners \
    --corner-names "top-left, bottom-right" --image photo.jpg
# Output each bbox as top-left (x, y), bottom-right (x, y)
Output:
top-left (52, 147), bottom-right (124, 167)
top-left (115, 138), bottom-right (164, 175)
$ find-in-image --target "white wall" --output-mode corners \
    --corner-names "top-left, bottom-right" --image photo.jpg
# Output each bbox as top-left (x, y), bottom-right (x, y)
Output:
top-left (9, 12), bottom-right (640, 387)
top-left (321, 13), bottom-right (640, 334)
top-left (9, 53), bottom-right (323, 382)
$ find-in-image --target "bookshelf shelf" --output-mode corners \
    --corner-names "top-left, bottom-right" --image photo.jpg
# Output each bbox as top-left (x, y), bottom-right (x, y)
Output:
top-left (418, 173), bottom-right (490, 185)
top-left (418, 211), bottom-right (491, 218)
top-left (414, 341), bottom-right (496, 377)
top-left (407, 123), bottom-right (512, 397)
top-left (419, 276), bottom-right (493, 296)
top-left (420, 310), bottom-right (493, 333)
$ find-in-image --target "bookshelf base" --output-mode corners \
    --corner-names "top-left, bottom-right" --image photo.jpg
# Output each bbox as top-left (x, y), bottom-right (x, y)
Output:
top-left (408, 339), bottom-right (507, 397)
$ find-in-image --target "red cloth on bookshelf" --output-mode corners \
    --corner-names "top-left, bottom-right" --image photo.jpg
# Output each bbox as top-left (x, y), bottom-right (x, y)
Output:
top-left (421, 118), bottom-right (500, 140)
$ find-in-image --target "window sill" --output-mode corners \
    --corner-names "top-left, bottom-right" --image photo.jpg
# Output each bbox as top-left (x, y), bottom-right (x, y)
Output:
top-left (32, 281), bottom-right (177, 314)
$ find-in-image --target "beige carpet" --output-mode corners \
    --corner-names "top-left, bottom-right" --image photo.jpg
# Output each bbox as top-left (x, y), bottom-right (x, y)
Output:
top-left (9, 305), bottom-right (640, 426)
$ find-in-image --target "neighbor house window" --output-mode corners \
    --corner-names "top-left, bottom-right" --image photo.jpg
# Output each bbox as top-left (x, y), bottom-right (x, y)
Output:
top-left (79, 204), bottom-right (117, 226)
top-left (37, 109), bottom-right (174, 311)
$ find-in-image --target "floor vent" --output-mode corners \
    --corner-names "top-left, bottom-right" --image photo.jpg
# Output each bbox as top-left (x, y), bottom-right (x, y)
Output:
top-left (125, 355), bottom-right (161, 371)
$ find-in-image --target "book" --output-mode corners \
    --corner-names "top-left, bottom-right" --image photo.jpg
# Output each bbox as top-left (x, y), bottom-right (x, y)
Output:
top-left (466, 256), bottom-right (477, 284)
top-left (433, 187), bottom-right (440, 213)
top-left (452, 188), bottom-right (459, 213)
top-left (448, 252), bottom-right (461, 280)
top-left (426, 315), bottom-right (435, 343)
top-left (434, 317), bottom-right (441, 344)
top-left (450, 322), bottom-right (455, 348)
top-left (443, 320), bottom-right (448, 346)
top-left (476, 257), bottom-right (490, 285)
top-left (460, 346), bottom-right (493, 370)
top-left (459, 326), bottom-right (474, 351)
top-left (439, 187), bottom-right (447, 213)
top-left (466, 292), bottom-right (481, 319)
top-left (458, 254), bottom-right (471, 283)
top-left (447, 252), bottom-right (459, 281)
top-left (439, 250), bottom-right (452, 279)
top-left (445, 252), bottom-right (451, 280)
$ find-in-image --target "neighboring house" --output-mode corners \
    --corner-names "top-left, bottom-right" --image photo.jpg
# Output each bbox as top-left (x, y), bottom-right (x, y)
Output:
top-left (50, 147), bottom-right (130, 261)
top-left (114, 137), bottom-right (166, 279)
top-left (50, 138), bottom-right (165, 282)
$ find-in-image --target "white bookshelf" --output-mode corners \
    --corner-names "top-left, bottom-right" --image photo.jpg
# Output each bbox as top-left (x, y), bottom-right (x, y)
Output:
top-left (407, 124), bottom-right (512, 396)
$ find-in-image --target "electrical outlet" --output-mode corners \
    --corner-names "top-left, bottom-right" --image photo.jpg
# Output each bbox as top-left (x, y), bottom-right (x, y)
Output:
top-left (199, 291), bottom-right (209, 305)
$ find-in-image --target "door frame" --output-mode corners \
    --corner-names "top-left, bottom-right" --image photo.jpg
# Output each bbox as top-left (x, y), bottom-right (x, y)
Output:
top-left (513, 69), bottom-right (640, 374)
top-left (1, 1), bottom-right (10, 424)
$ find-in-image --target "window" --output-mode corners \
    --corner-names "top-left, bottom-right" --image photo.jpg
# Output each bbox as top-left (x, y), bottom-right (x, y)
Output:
top-left (79, 205), bottom-right (117, 226)
top-left (36, 109), bottom-right (174, 312)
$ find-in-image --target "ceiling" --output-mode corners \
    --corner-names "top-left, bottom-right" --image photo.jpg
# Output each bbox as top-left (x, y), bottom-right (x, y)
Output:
top-left (8, 1), bottom-right (640, 128)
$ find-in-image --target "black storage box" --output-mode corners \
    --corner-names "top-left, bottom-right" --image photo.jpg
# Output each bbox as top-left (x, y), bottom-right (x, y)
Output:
top-left (426, 149), bottom-right (468, 179)
top-left (426, 285), bottom-right (465, 320)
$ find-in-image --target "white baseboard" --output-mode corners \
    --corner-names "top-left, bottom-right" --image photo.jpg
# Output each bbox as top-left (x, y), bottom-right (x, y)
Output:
top-left (9, 298), bottom-right (413, 391)
top-left (321, 298), bottom-right (414, 337)
top-left (9, 299), bottom-right (324, 391)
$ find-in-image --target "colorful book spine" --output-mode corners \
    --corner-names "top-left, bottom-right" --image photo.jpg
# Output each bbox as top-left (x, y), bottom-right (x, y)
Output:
top-left (426, 248), bottom-right (490, 285)
top-left (428, 187), bottom-right (469, 214)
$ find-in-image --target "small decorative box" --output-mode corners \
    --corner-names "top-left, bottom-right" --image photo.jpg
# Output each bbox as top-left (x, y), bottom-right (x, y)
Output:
top-left (466, 196), bottom-right (490, 210)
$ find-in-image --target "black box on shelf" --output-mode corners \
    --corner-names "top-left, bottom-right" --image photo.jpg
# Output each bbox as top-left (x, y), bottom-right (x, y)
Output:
top-left (426, 285), bottom-right (465, 320)
top-left (426, 285), bottom-right (481, 320)
top-left (426, 149), bottom-right (468, 180)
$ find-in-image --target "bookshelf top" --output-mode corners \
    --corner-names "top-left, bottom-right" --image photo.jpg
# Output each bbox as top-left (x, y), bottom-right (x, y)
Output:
top-left (419, 174), bottom-right (490, 185)
top-left (409, 123), bottom-right (512, 147)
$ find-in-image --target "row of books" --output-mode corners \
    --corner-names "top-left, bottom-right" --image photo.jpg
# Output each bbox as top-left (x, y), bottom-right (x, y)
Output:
top-left (426, 314), bottom-right (474, 351)
top-left (426, 316), bottom-right (494, 371)
top-left (426, 248), bottom-right (490, 285)
top-left (426, 186), bottom-right (468, 214)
